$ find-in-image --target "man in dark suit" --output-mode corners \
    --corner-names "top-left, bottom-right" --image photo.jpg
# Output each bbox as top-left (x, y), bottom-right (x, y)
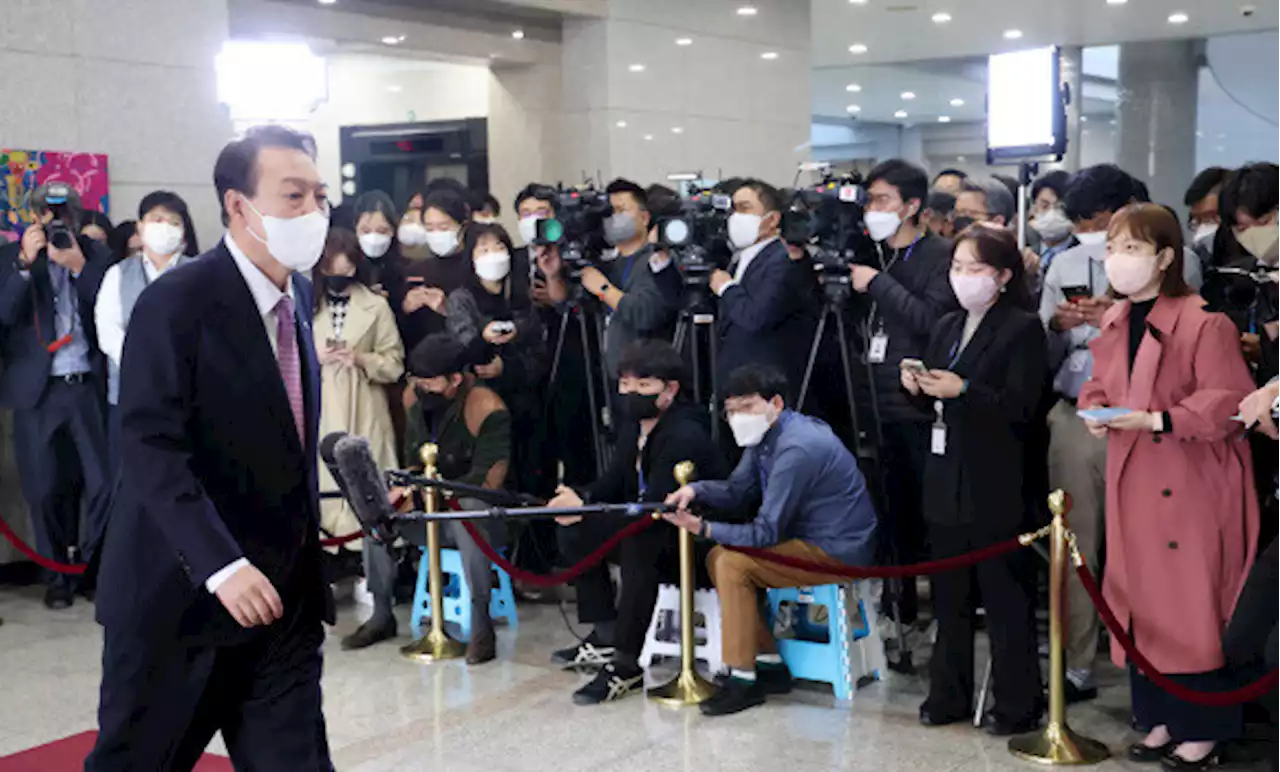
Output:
top-left (710, 179), bottom-right (816, 398)
top-left (88, 125), bottom-right (335, 771)
top-left (0, 183), bottom-right (113, 608)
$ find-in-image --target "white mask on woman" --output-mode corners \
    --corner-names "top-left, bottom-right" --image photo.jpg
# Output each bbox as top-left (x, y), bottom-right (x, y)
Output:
top-left (1105, 253), bottom-right (1160, 296)
top-left (359, 232), bottom-right (392, 259)
top-left (425, 229), bottom-right (459, 257)
top-left (398, 222), bottom-right (429, 247)
top-left (142, 221), bottom-right (184, 256)
top-left (474, 250), bottom-right (511, 282)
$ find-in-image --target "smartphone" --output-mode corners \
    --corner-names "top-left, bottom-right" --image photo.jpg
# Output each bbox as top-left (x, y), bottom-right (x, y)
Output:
top-left (900, 358), bottom-right (928, 375)
top-left (406, 276), bottom-right (425, 286)
top-left (1076, 407), bottom-right (1133, 424)
top-left (1062, 285), bottom-right (1091, 302)
top-left (491, 321), bottom-right (516, 335)
top-left (326, 338), bottom-right (346, 350)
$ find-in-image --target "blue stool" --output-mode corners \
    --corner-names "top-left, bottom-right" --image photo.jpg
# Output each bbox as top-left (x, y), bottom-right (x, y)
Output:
top-left (765, 583), bottom-right (881, 703)
top-left (410, 547), bottom-right (518, 642)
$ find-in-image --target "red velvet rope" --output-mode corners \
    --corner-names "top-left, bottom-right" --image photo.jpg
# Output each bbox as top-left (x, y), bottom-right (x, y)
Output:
top-left (461, 517), bottom-right (657, 588)
top-left (0, 517), bottom-right (86, 575)
top-left (319, 530), bottom-right (363, 547)
top-left (1075, 561), bottom-right (1279, 706)
top-left (726, 536), bottom-right (1027, 578)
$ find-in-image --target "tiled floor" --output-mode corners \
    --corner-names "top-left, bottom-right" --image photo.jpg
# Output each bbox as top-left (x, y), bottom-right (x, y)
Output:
top-left (0, 584), bottom-right (1269, 771)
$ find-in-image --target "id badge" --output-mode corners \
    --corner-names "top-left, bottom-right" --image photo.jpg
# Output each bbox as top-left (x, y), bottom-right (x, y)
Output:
top-left (868, 333), bottom-right (889, 364)
top-left (931, 423), bottom-right (947, 456)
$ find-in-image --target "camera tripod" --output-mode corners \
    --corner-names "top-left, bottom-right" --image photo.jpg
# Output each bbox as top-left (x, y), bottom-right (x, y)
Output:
top-left (672, 276), bottom-right (722, 443)
top-left (545, 286), bottom-right (614, 478)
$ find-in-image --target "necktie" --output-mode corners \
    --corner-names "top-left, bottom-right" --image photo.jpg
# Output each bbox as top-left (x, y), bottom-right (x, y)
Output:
top-left (275, 295), bottom-right (306, 445)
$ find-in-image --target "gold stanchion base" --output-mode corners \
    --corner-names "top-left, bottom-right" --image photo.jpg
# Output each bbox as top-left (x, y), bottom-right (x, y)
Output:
top-left (399, 629), bottom-right (466, 663)
top-left (647, 670), bottom-right (718, 706)
top-left (1008, 722), bottom-right (1111, 766)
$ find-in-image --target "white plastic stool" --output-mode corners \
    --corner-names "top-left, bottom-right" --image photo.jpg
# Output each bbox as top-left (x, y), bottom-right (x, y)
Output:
top-left (639, 584), bottom-right (723, 676)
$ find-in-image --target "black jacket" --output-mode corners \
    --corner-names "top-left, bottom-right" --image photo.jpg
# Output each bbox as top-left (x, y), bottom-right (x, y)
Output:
top-left (911, 301), bottom-right (1046, 536)
top-left (0, 235), bottom-right (112, 409)
top-left (861, 233), bottom-right (957, 423)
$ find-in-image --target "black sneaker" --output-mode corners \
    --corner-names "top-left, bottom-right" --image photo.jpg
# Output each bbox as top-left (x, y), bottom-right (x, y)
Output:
top-left (341, 618), bottom-right (397, 650)
top-left (572, 662), bottom-right (644, 705)
top-left (700, 676), bottom-right (766, 716)
top-left (756, 661), bottom-right (793, 695)
top-left (43, 578), bottom-right (73, 610)
top-left (1064, 679), bottom-right (1098, 704)
top-left (552, 638), bottom-right (615, 670)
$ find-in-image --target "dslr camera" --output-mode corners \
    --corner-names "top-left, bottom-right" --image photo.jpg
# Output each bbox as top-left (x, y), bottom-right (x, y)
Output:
top-left (41, 183), bottom-right (79, 251)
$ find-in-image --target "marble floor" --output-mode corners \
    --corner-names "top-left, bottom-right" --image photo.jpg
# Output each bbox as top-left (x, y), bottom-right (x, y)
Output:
top-left (0, 584), bottom-right (1269, 771)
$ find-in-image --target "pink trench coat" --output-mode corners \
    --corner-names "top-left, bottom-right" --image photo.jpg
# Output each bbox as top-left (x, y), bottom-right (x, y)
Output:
top-left (1079, 294), bottom-right (1258, 674)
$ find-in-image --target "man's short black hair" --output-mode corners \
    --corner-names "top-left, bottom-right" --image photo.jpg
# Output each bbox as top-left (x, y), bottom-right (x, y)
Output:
top-left (1219, 162), bottom-right (1279, 221)
top-left (1128, 174), bottom-right (1150, 203)
top-left (423, 188), bottom-right (470, 226)
top-left (81, 210), bottom-right (113, 233)
top-left (213, 124), bottom-right (318, 227)
top-left (1184, 167), bottom-right (1230, 207)
top-left (867, 159), bottom-right (929, 223)
top-left (933, 168), bottom-right (968, 183)
top-left (605, 178), bottom-right (649, 210)
top-left (474, 191), bottom-right (500, 217)
top-left (1062, 164), bottom-right (1136, 223)
top-left (617, 339), bottom-right (688, 393)
top-left (732, 178), bottom-right (783, 215)
top-left (726, 363), bottom-right (790, 405)
top-left (926, 190), bottom-right (956, 215)
top-left (408, 333), bottom-right (471, 379)
top-left (1030, 170), bottom-right (1070, 203)
top-left (514, 183), bottom-right (558, 215)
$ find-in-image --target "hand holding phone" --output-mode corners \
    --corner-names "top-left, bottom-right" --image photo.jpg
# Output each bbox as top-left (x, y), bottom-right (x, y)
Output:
top-left (900, 358), bottom-right (928, 375)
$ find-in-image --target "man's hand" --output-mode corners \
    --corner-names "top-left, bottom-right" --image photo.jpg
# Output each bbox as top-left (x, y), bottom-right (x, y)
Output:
top-left (46, 235), bottom-right (86, 275)
top-left (18, 224), bottom-right (46, 268)
top-left (664, 485), bottom-right (697, 514)
top-left (534, 244), bottom-right (563, 278)
top-left (849, 264), bottom-right (880, 293)
top-left (1021, 247), bottom-right (1041, 276)
top-left (917, 369), bottom-right (965, 399)
top-left (1240, 382), bottom-right (1280, 440)
top-left (709, 269), bottom-right (733, 295)
top-left (482, 321), bottom-right (516, 345)
top-left (1107, 409), bottom-right (1159, 433)
top-left (579, 266), bottom-right (608, 295)
top-left (475, 355), bottom-right (503, 380)
top-left (662, 510), bottom-right (704, 536)
top-left (1074, 296), bottom-right (1113, 328)
top-left (215, 564), bottom-right (283, 628)
top-left (899, 365), bottom-right (921, 396)
top-left (548, 484), bottom-right (585, 525)
top-left (1052, 301), bottom-right (1086, 332)
top-left (1242, 333), bottom-right (1263, 363)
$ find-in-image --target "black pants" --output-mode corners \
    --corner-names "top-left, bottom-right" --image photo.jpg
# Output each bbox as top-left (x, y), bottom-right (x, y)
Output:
top-left (1130, 666), bottom-right (1243, 743)
top-left (925, 523), bottom-right (1041, 723)
top-left (878, 420), bottom-right (930, 623)
top-left (12, 379), bottom-right (112, 573)
top-left (87, 609), bottom-right (332, 772)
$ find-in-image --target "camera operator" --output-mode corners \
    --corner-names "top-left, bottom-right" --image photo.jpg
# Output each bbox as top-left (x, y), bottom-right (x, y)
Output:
top-left (847, 159), bottom-right (958, 626)
top-left (0, 183), bottom-right (114, 608)
top-left (1184, 166), bottom-right (1229, 268)
top-left (1211, 162), bottom-right (1279, 381)
top-left (709, 178), bottom-right (815, 395)
top-left (922, 190), bottom-right (957, 240)
top-left (578, 179), bottom-right (677, 378)
top-left (954, 176), bottom-right (1016, 232)
top-left (514, 184), bottom-right (569, 310)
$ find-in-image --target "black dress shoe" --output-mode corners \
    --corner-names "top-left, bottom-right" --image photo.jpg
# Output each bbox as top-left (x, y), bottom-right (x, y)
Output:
top-left (340, 618), bottom-right (397, 650)
top-left (1064, 679), bottom-right (1098, 704)
top-left (44, 579), bottom-right (73, 610)
top-left (981, 712), bottom-right (1042, 736)
top-left (1160, 744), bottom-right (1222, 770)
top-left (466, 621), bottom-right (496, 665)
top-left (700, 676), bottom-right (766, 717)
top-left (756, 662), bottom-right (793, 695)
top-left (1127, 741), bottom-right (1175, 764)
top-left (918, 705), bottom-right (968, 727)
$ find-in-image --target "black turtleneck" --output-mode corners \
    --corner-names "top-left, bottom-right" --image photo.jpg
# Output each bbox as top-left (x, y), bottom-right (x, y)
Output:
top-left (1128, 297), bottom-right (1156, 372)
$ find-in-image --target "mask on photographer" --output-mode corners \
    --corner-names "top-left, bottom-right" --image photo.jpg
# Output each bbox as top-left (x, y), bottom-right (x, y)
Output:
top-left (1030, 208), bottom-right (1073, 244)
top-left (727, 212), bottom-right (763, 251)
top-left (518, 215), bottom-right (542, 245)
top-left (1075, 231), bottom-right (1107, 247)
top-left (951, 215), bottom-right (976, 233)
top-left (604, 213), bottom-right (638, 246)
top-left (142, 221), bottom-right (184, 257)
top-left (1191, 222), bottom-right (1219, 246)
top-left (425, 229), bottom-right (459, 257)
top-left (727, 407), bottom-right (775, 448)
top-left (864, 211), bottom-right (902, 243)
top-left (1236, 223), bottom-right (1280, 266)
top-left (398, 222), bottom-right (429, 247)
top-left (359, 232), bottom-right (392, 259)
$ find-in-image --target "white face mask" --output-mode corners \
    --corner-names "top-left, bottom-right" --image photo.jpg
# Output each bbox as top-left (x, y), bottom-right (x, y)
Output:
top-left (1105, 253), bottom-right (1160, 296)
top-left (1030, 208), bottom-right (1073, 244)
top-left (949, 272), bottom-right (1001, 312)
top-left (359, 232), bottom-right (392, 259)
top-left (398, 222), bottom-right (429, 247)
top-left (518, 215), bottom-right (541, 245)
top-left (425, 229), bottom-right (459, 256)
top-left (727, 407), bottom-right (776, 448)
top-left (727, 212), bottom-right (763, 251)
top-left (142, 221), bottom-right (184, 256)
top-left (474, 250), bottom-right (511, 282)
top-left (865, 210), bottom-right (902, 243)
top-left (1191, 223), bottom-right (1218, 246)
top-left (473, 216), bottom-right (497, 225)
top-left (1075, 231), bottom-right (1107, 247)
top-left (244, 198), bottom-right (329, 273)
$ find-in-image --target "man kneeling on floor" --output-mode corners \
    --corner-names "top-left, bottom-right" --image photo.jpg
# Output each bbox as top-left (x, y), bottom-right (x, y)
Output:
top-left (548, 339), bottom-right (728, 704)
top-left (664, 363), bottom-right (878, 716)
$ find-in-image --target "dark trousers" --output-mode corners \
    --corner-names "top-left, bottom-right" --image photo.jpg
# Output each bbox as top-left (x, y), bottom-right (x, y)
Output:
top-left (107, 403), bottom-right (122, 477)
top-left (1130, 667), bottom-right (1243, 743)
top-left (87, 609), bottom-right (332, 772)
top-left (925, 523), bottom-right (1042, 723)
top-left (12, 379), bottom-right (112, 573)
top-left (878, 420), bottom-right (930, 623)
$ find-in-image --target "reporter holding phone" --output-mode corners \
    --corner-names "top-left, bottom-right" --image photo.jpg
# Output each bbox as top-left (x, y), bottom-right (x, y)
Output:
top-left (1078, 203), bottom-right (1257, 767)
top-left (901, 224), bottom-right (1046, 735)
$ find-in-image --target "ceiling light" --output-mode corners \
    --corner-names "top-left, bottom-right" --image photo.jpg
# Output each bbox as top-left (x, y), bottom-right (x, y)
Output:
top-left (846, 83), bottom-right (862, 92)
top-left (1167, 11), bottom-right (1188, 23)
top-left (671, 126), bottom-right (684, 134)
top-left (849, 0), bottom-right (868, 4)
top-left (1106, 0), bottom-right (1127, 4)
top-left (894, 109), bottom-right (908, 118)
top-left (849, 43), bottom-right (868, 54)
top-left (512, 29), bottom-right (525, 39)
top-left (628, 63), bottom-right (645, 72)
top-left (846, 104), bottom-right (861, 113)
top-left (737, 6), bottom-right (758, 16)
top-left (675, 37), bottom-right (693, 46)
top-left (957, 155), bottom-right (967, 162)
top-left (644, 134), bottom-right (654, 141)
top-left (950, 97), bottom-right (965, 107)
top-left (1195, 131), bottom-right (1204, 138)
top-left (1080, 116), bottom-right (1088, 122)
top-left (931, 11), bottom-right (952, 23)
top-left (900, 91), bottom-right (916, 100)
top-left (317, 0), bottom-right (336, 4)
top-left (387, 84), bottom-right (402, 92)
top-left (1003, 29), bottom-right (1023, 39)
top-left (760, 51), bottom-right (779, 60)
top-left (615, 120), bottom-right (627, 128)
top-left (938, 116), bottom-right (951, 123)
top-left (381, 35), bottom-right (403, 45)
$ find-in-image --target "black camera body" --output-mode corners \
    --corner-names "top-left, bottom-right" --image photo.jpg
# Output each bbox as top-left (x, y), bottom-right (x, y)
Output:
top-left (1202, 263), bottom-right (1279, 336)
top-left (782, 175), bottom-right (872, 274)
top-left (42, 182), bottom-right (78, 251)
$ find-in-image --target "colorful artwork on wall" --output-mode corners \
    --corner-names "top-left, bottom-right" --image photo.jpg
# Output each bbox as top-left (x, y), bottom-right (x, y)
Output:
top-left (1, 149), bottom-right (110, 243)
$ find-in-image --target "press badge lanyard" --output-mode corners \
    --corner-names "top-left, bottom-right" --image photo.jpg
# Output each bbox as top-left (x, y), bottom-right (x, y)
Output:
top-left (868, 236), bottom-right (923, 364)
top-left (931, 339), bottom-right (963, 456)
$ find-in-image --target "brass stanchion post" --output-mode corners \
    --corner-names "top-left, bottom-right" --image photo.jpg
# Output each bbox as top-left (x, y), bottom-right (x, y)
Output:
top-left (401, 443), bottom-right (467, 663)
top-left (1008, 490), bottom-right (1109, 765)
top-left (649, 461), bottom-right (718, 706)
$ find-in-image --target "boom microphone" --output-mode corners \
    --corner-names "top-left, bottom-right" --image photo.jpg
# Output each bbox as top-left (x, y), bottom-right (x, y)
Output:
top-left (332, 435), bottom-right (399, 544)
top-left (320, 431), bottom-right (351, 500)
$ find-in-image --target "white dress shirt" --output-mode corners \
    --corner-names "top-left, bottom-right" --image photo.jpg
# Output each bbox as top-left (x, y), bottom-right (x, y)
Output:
top-left (715, 236), bottom-right (780, 296)
top-left (95, 252), bottom-right (182, 369)
top-left (205, 234), bottom-right (297, 594)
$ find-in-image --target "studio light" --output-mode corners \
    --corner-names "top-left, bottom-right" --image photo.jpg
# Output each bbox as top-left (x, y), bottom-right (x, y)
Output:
top-left (849, 43), bottom-right (868, 54)
top-left (216, 41), bottom-right (328, 122)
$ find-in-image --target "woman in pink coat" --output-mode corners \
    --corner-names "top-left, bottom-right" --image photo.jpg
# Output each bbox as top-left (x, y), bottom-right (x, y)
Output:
top-left (1079, 203), bottom-right (1258, 770)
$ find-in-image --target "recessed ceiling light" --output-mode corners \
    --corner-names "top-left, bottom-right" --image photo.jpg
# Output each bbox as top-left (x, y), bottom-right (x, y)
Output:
top-left (628, 63), bottom-right (645, 72)
top-left (849, 0), bottom-right (868, 4)
top-left (1195, 131), bottom-right (1204, 138)
top-left (387, 84), bottom-right (402, 92)
top-left (957, 155), bottom-right (967, 162)
top-left (616, 120), bottom-right (627, 128)
top-left (671, 126), bottom-right (684, 134)
top-left (1003, 29), bottom-right (1023, 39)
top-left (318, 0), bottom-right (336, 4)
top-left (846, 104), bottom-right (861, 113)
top-left (938, 116), bottom-right (952, 123)
top-left (900, 91), bottom-right (916, 100)
top-left (1106, 0), bottom-right (1127, 4)
top-left (737, 6), bottom-right (758, 16)
top-left (1080, 116), bottom-right (1089, 122)
top-left (644, 134), bottom-right (654, 141)
top-left (846, 83), bottom-right (862, 92)
top-left (675, 37), bottom-right (693, 46)
top-left (948, 98), bottom-right (964, 108)
top-left (760, 51), bottom-right (779, 60)
top-left (894, 109), bottom-right (908, 118)
top-left (1168, 11), bottom-right (1188, 23)
top-left (932, 11), bottom-right (952, 23)
top-left (381, 35), bottom-right (404, 45)
top-left (512, 29), bottom-right (525, 39)
top-left (849, 43), bottom-right (868, 54)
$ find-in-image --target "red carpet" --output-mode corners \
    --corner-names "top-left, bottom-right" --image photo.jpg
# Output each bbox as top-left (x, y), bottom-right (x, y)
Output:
top-left (0, 731), bottom-right (233, 771)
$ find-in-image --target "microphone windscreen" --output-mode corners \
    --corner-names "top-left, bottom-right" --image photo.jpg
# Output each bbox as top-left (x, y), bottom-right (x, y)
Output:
top-left (320, 431), bottom-right (349, 465)
top-left (333, 435), bottom-right (397, 543)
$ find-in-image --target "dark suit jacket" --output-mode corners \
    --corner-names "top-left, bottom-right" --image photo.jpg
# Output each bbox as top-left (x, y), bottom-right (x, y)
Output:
top-left (96, 242), bottom-right (334, 645)
top-left (0, 235), bottom-right (111, 409)
top-left (913, 301), bottom-right (1046, 536)
top-left (716, 239), bottom-right (817, 394)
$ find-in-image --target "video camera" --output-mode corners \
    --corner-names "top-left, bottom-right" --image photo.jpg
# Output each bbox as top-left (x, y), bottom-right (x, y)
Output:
top-left (781, 173), bottom-right (871, 274)
top-left (41, 183), bottom-right (79, 251)
top-left (531, 184), bottom-right (609, 271)
top-left (1202, 264), bottom-right (1279, 331)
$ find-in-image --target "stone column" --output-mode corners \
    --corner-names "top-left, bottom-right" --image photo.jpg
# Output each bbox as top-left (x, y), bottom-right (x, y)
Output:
top-left (1116, 39), bottom-right (1199, 213)
top-left (1060, 45), bottom-right (1084, 173)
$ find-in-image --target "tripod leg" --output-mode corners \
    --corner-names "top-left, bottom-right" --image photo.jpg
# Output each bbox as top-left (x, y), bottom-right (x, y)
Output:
top-left (707, 319), bottom-right (720, 445)
top-left (690, 317), bottom-right (702, 404)
top-left (546, 308), bottom-right (571, 394)
top-left (575, 309), bottom-right (606, 478)
top-left (673, 316), bottom-right (687, 354)
top-left (593, 313), bottom-right (614, 469)
top-left (797, 311), bottom-right (830, 413)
